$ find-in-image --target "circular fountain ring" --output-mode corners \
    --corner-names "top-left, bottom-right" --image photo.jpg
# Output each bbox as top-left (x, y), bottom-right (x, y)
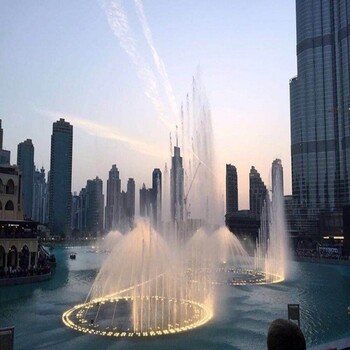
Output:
top-left (213, 267), bottom-right (284, 286)
top-left (62, 295), bottom-right (212, 337)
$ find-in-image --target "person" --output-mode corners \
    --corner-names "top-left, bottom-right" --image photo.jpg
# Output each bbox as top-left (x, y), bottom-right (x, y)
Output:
top-left (267, 318), bottom-right (306, 350)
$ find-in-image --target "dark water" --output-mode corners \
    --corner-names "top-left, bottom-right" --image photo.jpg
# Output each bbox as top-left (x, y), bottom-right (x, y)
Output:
top-left (0, 246), bottom-right (350, 350)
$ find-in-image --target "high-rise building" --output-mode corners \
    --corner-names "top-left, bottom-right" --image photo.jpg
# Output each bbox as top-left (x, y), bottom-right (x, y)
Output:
top-left (152, 168), bottom-right (162, 226)
top-left (126, 178), bottom-right (135, 220)
top-left (17, 139), bottom-right (34, 219)
top-left (249, 166), bottom-right (267, 219)
top-left (170, 146), bottom-right (184, 224)
top-left (71, 192), bottom-right (80, 232)
top-left (140, 183), bottom-right (152, 217)
top-left (272, 159), bottom-right (284, 197)
top-left (290, 1), bottom-right (350, 213)
top-left (226, 164), bottom-right (238, 214)
top-left (105, 164), bottom-right (121, 232)
top-left (85, 177), bottom-right (104, 235)
top-left (76, 178), bottom-right (104, 236)
top-left (49, 118), bottom-right (73, 237)
top-left (32, 167), bottom-right (48, 223)
top-left (78, 187), bottom-right (87, 232)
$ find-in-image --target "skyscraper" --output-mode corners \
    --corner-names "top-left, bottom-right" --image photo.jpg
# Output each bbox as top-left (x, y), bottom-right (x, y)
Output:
top-left (49, 118), bottom-right (73, 237)
top-left (226, 164), bottom-right (238, 214)
top-left (85, 177), bottom-right (104, 235)
top-left (249, 166), bottom-right (267, 219)
top-left (272, 159), bottom-right (284, 198)
top-left (126, 178), bottom-right (135, 222)
top-left (105, 164), bottom-right (121, 232)
top-left (290, 1), bottom-right (350, 213)
top-left (17, 139), bottom-right (34, 219)
top-left (152, 168), bottom-right (162, 226)
top-left (140, 183), bottom-right (151, 217)
top-left (170, 146), bottom-right (184, 224)
top-left (32, 167), bottom-right (48, 223)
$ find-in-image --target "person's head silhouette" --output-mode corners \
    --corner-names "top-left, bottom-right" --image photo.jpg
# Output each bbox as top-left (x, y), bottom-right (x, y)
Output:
top-left (267, 318), bottom-right (306, 350)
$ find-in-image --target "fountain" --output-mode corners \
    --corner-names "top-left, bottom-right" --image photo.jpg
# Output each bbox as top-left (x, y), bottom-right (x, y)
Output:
top-left (62, 219), bottom-right (213, 337)
top-left (255, 159), bottom-right (289, 283)
top-left (63, 77), bottom-right (288, 338)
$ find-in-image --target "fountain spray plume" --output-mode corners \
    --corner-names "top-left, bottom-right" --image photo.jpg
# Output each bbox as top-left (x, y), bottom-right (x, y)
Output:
top-left (181, 72), bottom-right (221, 227)
top-left (255, 159), bottom-right (289, 282)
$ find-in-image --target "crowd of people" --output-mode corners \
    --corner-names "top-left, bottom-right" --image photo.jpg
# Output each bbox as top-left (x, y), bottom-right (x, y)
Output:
top-left (0, 248), bottom-right (55, 280)
top-left (0, 265), bottom-right (51, 279)
top-left (295, 247), bottom-right (349, 260)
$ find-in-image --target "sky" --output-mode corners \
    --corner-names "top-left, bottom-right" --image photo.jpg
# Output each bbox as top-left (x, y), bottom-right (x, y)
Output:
top-left (0, 0), bottom-right (296, 210)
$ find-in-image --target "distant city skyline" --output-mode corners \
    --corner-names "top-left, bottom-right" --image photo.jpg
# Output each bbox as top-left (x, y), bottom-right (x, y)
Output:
top-left (0, 1), bottom-right (296, 209)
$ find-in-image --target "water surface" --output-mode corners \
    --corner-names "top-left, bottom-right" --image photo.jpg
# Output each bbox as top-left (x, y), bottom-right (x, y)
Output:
top-left (1, 246), bottom-right (349, 349)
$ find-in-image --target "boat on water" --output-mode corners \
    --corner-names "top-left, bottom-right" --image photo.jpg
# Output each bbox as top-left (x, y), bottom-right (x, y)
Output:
top-left (70, 252), bottom-right (76, 260)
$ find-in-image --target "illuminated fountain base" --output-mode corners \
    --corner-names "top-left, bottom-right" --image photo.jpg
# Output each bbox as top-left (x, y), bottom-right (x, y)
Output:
top-left (213, 267), bottom-right (284, 286)
top-left (62, 296), bottom-right (212, 338)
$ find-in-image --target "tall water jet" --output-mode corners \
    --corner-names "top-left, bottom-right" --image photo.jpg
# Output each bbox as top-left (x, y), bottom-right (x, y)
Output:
top-left (255, 159), bottom-right (289, 282)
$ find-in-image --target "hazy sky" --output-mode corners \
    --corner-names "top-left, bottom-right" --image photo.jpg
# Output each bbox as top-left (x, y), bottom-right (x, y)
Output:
top-left (0, 0), bottom-right (296, 209)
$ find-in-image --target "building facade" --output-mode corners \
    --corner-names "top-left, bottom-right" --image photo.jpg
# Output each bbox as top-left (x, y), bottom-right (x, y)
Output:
top-left (249, 166), bottom-right (267, 219)
top-left (17, 139), bottom-right (34, 219)
top-left (0, 166), bottom-right (23, 221)
top-left (226, 164), bottom-right (238, 215)
top-left (170, 146), bottom-right (184, 224)
top-left (85, 177), bottom-right (104, 235)
top-left (48, 118), bottom-right (73, 237)
top-left (32, 167), bottom-right (48, 224)
top-left (152, 169), bottom-right (162, 227)
top-left (290, 1), bottom-right (350, 213)
top-left (105, 164), bottom-right (121, 232)
top-left (272, 159), bottom-right (284, 197)
top-left (140, 183), bottom-right (152, 217)
top-left (126, 178), bottom-right (135, 221)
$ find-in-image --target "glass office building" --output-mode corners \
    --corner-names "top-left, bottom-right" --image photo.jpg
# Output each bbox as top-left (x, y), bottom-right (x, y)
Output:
top-left (290, 0), bottom-right (350, 213)
top-left (49, 119), bottom-right (73, 237)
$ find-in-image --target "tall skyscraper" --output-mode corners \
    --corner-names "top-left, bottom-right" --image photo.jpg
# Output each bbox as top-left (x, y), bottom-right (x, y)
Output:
top-left (78, 187), bottom-right (87, 232)
top-left (17, 139), bottom-right (34, 219)
top-left (85, 177), bottom-right (104, 235)
top-left (32, 167), bottom-right (48, 223)
top-left (126, 178), bottom-right (135, 220)
top-left (272, 159), bottom-right (284, 197)
top-left (170, 146), bottom-right (184, 224)
top-left (49, 118), bottom-right (73, 237)
top-left (152, 168), bottom-right (162, 226)
top-left (290, 1), bottom-right (350, 213)
top-left (105, 164), bottom-right (121, 232)
top-left (249, 166), bottom-right (267, 219)
top-left (71, 192), bottom-right (80, 232)
top-left (226, 164), bottom-right (238, 214)
top-left (140, 183), bottom-right (151, 217)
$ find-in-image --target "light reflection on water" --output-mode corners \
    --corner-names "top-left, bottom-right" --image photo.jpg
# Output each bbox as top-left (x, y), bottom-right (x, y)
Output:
top-left (0, 246), bottom-right (350, 350)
